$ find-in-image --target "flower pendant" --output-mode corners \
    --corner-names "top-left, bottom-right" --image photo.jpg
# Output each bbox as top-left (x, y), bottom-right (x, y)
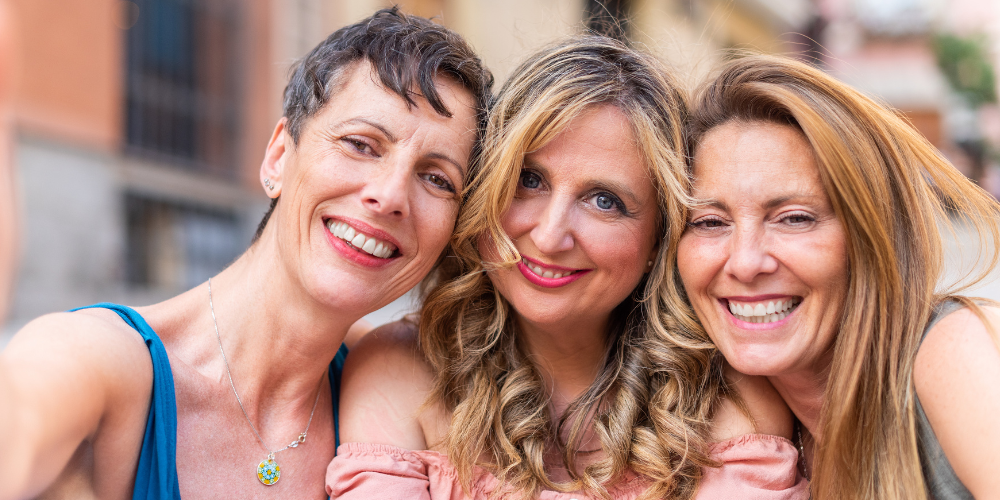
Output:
top-left (257, 455), bottom-right (280, 485)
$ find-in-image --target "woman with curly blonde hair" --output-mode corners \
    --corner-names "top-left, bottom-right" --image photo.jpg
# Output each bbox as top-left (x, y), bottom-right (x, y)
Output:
top-left (679, 54), bottom-right (1000, 499)
top-left (326, 37), bottom-right (808, 499)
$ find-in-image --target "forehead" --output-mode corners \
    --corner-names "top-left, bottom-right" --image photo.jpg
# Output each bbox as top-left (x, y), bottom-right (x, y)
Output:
top-left (309, 61), bottom-right (477, 137)
top-left (692, 120), bottom-right (824, 200)
top-left (528, 105), bottom-right (651, 189)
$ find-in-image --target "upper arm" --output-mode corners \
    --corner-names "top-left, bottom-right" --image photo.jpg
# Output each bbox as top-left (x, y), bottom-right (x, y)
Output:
top-left (338, 321), bottom-right (436, 450)
top-left (0, 311), bottom-right (152, 499)
top-left (711, 364), bottom-right (793, 443)
top-left (914, 305), bottom-right (1000, 499)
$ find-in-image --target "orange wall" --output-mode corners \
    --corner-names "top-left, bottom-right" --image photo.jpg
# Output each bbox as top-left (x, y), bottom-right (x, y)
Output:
top-left (241, 0), bottom-right (278, 190)
top-left (9, 0), bottom-right (123, 151)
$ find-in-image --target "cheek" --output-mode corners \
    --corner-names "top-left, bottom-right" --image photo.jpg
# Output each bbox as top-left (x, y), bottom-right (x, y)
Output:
top-left (676, 235), bottom-right (713, 296)
top-left (414, 197), bottom-right (460, 256)
top-left (501, 197), bottom-right (547, 239)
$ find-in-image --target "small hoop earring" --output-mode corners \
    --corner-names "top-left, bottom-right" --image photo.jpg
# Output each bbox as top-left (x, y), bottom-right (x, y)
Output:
top-left (264, 178), bottom-right (275, 191)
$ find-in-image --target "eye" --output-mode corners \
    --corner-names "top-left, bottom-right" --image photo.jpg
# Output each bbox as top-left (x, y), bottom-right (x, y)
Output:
top-left (779, 212), bottom-right (816, 226)
top-left (343, 137), bottom-right (376, 156)
top-left (519, 170), bottom-right (541, 189)
top-left (589, 191), bottom-right (628, 214)
top-left (595, 194), bottom-right (615, 210)
top-left (420, 173), bottom-right (456, 193)
top-left (686, 216), bottom-right (729, 232)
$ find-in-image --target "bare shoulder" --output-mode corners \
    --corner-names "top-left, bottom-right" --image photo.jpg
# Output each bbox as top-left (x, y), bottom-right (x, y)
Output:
top-left (0, 309), bottom-right (153, 498)
top-left (338, 319), bottom-right (438, 450)
top-left (5, 309), bottom-right (152, 392)
top-left (914, 303), bottom-right (1000, 497)
top-left (711, 364), bottom-right (793, 443)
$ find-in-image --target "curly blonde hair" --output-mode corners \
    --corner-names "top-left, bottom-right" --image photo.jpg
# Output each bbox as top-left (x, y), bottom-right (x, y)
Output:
top-left (418, 36), bottom-right (726, 500)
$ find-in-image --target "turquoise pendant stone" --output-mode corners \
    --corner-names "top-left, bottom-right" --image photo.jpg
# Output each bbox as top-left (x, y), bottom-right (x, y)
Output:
top-left (257, 457), bottom-right (280, 485)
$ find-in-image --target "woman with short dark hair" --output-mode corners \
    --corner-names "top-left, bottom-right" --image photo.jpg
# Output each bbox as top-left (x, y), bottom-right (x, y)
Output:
top-left (0, 8), bottom-right (492, 499)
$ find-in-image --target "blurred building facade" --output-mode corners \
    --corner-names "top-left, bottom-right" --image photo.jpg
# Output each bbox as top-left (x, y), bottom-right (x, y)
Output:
top-left (0, 0), bottom-right (837, 336)
top-left (816, 0), bottom-right (1000, 194)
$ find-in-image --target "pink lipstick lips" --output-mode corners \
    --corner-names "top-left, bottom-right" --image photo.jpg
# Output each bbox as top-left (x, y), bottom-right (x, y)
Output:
top-left (516, 255), bottom-right (590, 288)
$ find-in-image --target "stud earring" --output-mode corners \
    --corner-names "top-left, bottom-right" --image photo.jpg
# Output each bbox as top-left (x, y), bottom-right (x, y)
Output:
top-left (264, 178), bottom-right (275, 191)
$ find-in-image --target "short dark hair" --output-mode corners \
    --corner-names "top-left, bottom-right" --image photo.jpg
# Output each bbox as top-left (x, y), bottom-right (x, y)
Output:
top-left (254, 7), bottom-right (493, 241)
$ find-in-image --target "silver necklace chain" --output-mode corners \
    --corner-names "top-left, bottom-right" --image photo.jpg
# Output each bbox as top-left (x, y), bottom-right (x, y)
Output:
top-left (208, 278), bottom-right (323, 461)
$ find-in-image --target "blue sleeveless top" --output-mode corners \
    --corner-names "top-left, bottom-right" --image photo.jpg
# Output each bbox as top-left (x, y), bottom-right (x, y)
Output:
top-left (71, 303), bottom-right (348, 500)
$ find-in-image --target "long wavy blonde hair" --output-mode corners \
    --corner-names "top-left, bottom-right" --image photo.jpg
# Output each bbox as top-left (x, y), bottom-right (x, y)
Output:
top-left (419, 36), bottom-right (726, 499)
top-left (686, 54), bottom-right (1000, 499)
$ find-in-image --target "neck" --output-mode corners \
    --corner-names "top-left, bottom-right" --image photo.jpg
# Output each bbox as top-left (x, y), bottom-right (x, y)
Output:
top-left (767, 354), bottom-right (831, 441)
top-left (517, 314), bottom-right (610, 412)
top-left (199, 239), bottom-right (359, 401)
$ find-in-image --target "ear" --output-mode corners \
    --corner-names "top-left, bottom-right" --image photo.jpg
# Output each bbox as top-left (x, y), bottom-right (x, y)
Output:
top-left (646, 243), bottom-right (660, 272)
top-left (260, 118), bottom-right (290, 199)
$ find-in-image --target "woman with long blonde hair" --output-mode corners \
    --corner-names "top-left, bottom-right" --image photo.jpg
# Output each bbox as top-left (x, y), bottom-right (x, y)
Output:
top-left (678, 54), bottom-right (1000, 499)
top-left (327, 37), bottom-right (808, 499)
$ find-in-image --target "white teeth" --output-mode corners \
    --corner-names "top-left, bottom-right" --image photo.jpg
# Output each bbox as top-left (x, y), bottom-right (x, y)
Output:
top-left (521, 258), bottom-right (574, 280)
top-left (351, 233), bottom-right (366, 248)
top-left (728, 298), bottom-right (801, 324)
top-left (362, 238), bottom-right (377, 253)
top-left (326, 220), bottom-right (397, 259)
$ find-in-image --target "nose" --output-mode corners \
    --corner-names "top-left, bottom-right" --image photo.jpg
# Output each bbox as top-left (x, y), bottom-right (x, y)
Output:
top-left (723, 224), bottom-right (778, 282)
top-left (359, 158), bottom-right (411, 218)
top-left (528, 196), bottom-right (575, 255)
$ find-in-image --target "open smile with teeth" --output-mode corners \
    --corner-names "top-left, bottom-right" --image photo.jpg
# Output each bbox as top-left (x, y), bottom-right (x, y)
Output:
top-left (727, 298), bottom-right (801, 324)
top-left (326, 220), bottom-right (397, 259)
top-left (521, 258), bottom-right (579, 279)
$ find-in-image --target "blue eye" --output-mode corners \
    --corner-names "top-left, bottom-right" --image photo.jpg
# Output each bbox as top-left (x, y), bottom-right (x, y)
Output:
top-left (590, 191), bottom-right (628, 214)
top-left (519, 171), bottom-right (541, 189)
top-left (596, 194), bottom-right (615, 210)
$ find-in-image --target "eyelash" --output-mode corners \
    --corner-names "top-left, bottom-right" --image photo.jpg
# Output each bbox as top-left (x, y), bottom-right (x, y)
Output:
top-left (687, 216), bottom-right (727, 230)
top-left (421, 173), bottom-right (456, 193)
top-left (589, 192), bottom-right (629, 215)
top-left (343, 137), bottom-right (376, 156)
top-left (779, 212), bottom-right (815, 225)
top-left (518, 170), bottom-right (630, 215)
top-left (686, 212), bottom-right (816, 230)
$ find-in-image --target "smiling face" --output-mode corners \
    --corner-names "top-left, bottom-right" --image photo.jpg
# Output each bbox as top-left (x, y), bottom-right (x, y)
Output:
top-left (484, 105), bottom-right (660, 333)
top-left (677, 120), bottom-right (849, 378)
top-left (262, 61), bottom-right (477, 315)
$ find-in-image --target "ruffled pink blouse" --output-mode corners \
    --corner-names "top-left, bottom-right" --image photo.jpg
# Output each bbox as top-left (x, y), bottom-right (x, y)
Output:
top-left (326, 434), bottom-right (809, 499)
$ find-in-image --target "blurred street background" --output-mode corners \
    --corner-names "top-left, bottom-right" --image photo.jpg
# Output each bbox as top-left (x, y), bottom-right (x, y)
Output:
top-left (2, 0), bottom-right (1000, 347)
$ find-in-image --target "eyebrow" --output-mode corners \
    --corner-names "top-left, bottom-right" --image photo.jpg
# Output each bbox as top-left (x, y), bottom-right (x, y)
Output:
top-left (693, 193), bottom-right (823, 211)
top-left (524, 158), bottom-right (641, 204)
top-left (762, 194), bottom-right (824, 210)
top-left (334, 118), bottom-right (467, 180)
top-left (334, 118), bottom-right (397, 142)
top-left (427, 152), bottom-right (467, 181)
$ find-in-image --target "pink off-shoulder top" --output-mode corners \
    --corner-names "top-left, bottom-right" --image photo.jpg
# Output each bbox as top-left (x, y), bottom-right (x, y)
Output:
top-left (326, 434), bottom-right (809, 499)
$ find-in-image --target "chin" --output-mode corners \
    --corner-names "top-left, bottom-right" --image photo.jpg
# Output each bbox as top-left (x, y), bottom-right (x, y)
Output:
top-left (721, 345), bottom-right (793, 377)
top-left (306, 268), bottom-right (387, 313)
